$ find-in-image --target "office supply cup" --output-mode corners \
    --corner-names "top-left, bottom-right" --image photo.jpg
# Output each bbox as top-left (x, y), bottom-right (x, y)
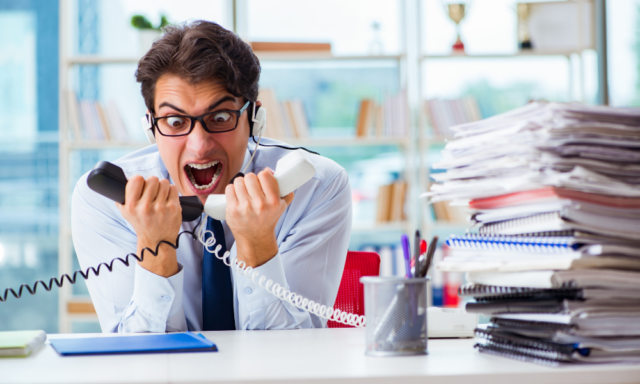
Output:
top-left (361, 276), bottom-right (429, 356)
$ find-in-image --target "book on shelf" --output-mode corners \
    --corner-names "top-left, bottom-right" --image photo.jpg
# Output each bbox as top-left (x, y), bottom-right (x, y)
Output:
top-left (432, 200), bottom-right (468, 224)
top-left (257, 88), bottom-right (310, 140)
top-left (424, 97), bottom-right (481, 138)
top-left (355, 91), bottom-right (409, 138)
top-left (65, 90), bottom-right (130, 143)
top-left (376, 180), bottom-right (407, 223)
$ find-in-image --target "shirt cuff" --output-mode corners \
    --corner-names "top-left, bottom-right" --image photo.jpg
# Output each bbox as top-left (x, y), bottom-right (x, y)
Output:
top-left (233, 252), bottom-right (288, 312)
top-left (132, 262), bottom-right (185, 332)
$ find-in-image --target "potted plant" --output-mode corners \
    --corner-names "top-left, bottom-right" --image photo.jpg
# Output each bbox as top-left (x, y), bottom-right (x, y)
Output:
top-left (131, 15), bottom-right (170, 54)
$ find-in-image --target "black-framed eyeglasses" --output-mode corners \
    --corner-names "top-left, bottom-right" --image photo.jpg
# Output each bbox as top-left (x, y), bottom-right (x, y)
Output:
top-left (152, 101), bottom-right (251, 137)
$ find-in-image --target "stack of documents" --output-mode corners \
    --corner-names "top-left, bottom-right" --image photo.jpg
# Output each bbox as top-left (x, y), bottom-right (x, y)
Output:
top-left (427, 102), bottom-right (640, 365)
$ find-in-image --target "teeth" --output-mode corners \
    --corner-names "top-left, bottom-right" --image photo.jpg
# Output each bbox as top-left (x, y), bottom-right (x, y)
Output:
top-left (186, 163), bottom-right (222, 190)
top-left (188, 160), bottom-right (218, 170)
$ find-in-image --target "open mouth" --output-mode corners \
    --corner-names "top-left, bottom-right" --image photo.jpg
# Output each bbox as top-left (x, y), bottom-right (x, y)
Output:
top-left (184, 160), bottom-right (223, 191)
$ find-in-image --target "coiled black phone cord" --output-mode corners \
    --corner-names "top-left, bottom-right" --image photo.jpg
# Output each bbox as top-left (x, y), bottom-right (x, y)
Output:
top-left (0, 217), bottom-right (203, 302)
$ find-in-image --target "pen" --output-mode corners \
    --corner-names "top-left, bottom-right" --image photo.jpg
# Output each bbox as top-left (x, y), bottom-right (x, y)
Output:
top-left (401, 234), bottom-right (411, 278)
top-left (420, 236), bottom-right (438, 278)
top-left (413, 230), bottom-right (421, 279)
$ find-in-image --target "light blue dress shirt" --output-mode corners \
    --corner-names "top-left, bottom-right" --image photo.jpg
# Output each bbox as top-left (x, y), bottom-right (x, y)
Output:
top-left (71, 138), bottom-right (352, 333)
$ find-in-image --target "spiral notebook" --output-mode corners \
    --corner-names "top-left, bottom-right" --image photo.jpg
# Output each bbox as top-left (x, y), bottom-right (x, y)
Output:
top-left (475, 327), bottom-right (582, 358)
top-left (465, 269), bottom-right (640, 290)
top-left (477, 212), bottom-right (640, 241)
top-left (440, 234), bottom-right (640, 273)
top-left (458, 284), bottom-right (640, 302)
top-left (475, 327), bottom-right (640, 364)
top-left (446, 234), bottom-right (640, 257)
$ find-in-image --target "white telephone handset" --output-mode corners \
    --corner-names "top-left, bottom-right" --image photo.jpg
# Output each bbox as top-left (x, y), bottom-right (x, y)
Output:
top-left (199, 149), bottom-right (365, 327)
top-left (204, 149), bottom-right (316, 220)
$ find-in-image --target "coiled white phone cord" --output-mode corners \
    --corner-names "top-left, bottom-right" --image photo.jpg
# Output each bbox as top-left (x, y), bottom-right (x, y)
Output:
top-left (197, 213), bottom-right (366, 328)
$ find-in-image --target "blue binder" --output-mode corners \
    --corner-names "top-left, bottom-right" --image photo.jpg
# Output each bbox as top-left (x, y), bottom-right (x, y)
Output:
top-left (50, 332), bottom-right (217, 356)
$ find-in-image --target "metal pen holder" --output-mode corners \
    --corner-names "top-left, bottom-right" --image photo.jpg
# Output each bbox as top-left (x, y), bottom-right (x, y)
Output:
top-left (361, 276), bottom-right (429, 357)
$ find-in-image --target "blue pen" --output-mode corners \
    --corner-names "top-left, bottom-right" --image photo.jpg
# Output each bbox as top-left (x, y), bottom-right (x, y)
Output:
top-left (401, 234), bottom-right (411, 278)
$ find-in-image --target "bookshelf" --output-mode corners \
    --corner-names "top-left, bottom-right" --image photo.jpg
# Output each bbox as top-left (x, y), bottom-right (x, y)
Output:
top-left (56, 0), bottom-right (600, 331)
top-left (56, 0), bottom-right (421, 332)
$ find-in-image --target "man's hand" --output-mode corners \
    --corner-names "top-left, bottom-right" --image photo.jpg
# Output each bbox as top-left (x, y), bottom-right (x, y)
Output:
top-left (116, 176), bottom-right (182, 277)
top-left (225, 169), bottom-right (294, 268)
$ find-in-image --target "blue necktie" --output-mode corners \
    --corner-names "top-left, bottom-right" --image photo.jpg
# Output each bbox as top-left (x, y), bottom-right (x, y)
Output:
top-left (202, 217), bottom-right (236, 330)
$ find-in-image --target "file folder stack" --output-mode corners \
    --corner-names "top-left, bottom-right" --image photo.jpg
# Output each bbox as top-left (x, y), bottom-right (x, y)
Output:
top-left (426, 102), bottom-right (640, 365)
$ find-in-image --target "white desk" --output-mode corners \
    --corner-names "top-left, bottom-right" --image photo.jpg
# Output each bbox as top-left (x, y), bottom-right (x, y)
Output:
top-left (2, 328), bottom-right (639, 384)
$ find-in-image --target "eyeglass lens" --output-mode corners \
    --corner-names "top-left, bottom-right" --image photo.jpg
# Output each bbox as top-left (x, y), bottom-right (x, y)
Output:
top-left (156, 110), bottom-right (238, 136)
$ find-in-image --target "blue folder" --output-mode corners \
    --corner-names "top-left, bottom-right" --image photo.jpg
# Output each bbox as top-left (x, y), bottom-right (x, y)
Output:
top-left (49, 332), bottom-right (217, 356)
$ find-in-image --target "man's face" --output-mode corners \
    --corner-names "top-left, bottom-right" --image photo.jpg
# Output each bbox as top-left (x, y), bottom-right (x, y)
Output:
top-left (153, 74), bottom-right (249, 205)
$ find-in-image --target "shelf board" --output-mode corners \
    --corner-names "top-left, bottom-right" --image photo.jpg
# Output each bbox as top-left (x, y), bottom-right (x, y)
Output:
top-left (256, 53), bottom-right (403, 62)
top-left (67, 56), bottom-right (141, 65)
top-left (422, 50), bottom-right (580, 60)
top-left (425, 222), bottom-right (471, 232)
top-left (352, 222), bottom-right (410, 232)
top-left (67, 54), bottom-right (404, 66)
top-left (283, 137), bottom-right (411, 147)
top-left (423, 137), bottom-right (448, 145)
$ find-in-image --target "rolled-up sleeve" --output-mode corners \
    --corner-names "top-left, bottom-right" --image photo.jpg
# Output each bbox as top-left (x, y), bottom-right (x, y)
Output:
top-left (232, 167), bottom-right (352, 330)
top-left (71, 175), bottom-right (187, 333)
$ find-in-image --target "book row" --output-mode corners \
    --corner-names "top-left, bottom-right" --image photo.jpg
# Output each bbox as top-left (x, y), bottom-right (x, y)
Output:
top-left (65, 91), bottom-right (131, 142)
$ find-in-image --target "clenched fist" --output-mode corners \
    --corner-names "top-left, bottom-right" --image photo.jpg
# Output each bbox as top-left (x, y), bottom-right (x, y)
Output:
top-left (116, 175), bottom-right (182, 277)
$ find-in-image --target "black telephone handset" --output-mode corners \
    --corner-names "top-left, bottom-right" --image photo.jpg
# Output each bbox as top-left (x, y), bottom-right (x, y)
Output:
top-left (87, 161), bottom-right (204, 222)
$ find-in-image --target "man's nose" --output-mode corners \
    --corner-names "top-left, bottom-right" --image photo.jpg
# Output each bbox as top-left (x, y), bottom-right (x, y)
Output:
top-left (186, 119), bottom-right (215, 156)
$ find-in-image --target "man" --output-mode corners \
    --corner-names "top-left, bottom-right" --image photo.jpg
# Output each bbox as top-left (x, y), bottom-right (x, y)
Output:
top-left (71, 21), bottom-right (352, 332)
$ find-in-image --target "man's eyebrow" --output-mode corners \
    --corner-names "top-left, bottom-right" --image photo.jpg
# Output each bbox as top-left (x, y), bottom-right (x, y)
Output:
top-left (157, 102), bottom-right (186, 114)
top-left (157, 96), bottom-right (237, 115)
top-left (205, 96), bottom-right (236, 112)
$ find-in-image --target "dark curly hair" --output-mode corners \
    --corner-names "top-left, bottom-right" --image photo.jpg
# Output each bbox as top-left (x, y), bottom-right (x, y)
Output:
top-left (135, 20), bottom-right (261, 113)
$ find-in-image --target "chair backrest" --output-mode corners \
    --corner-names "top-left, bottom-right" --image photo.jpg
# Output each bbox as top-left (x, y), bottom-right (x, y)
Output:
top-left (327, 251), bottom-right (380, 328)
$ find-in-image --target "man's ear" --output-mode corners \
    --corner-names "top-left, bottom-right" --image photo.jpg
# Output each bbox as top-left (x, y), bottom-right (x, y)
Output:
top-left (141, 110), bottom-right (156, 144)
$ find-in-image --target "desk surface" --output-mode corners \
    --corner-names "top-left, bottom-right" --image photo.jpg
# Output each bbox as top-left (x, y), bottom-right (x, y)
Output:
top-left (2, 328), bottom-right (639, 384)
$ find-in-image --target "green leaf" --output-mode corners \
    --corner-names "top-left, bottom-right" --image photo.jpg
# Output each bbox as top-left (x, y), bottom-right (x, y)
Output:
top-left (131, 15), bottom-right (154, 30)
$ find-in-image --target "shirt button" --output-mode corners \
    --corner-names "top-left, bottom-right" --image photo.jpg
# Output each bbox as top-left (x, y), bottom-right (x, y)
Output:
top-left (244, 287), bottom-right (253, 295)
top-left (161, 295), bottom-right (171, 302)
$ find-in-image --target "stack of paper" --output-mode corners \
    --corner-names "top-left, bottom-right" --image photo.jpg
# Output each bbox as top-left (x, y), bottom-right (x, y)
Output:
top-left (426, 102), bottom-right (640, 365)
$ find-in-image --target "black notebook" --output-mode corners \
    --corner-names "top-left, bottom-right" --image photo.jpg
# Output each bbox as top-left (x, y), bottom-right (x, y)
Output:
top-left (475, 342), bottom-right (564, 367)
top-left (459, 284), bottom-right (640, 302)
top-left (459, 284), bottom-right (581, 302)
top-left (466, 299), bottom-right (567, 315)
top-left (475, 327), bottom-right (581, 357)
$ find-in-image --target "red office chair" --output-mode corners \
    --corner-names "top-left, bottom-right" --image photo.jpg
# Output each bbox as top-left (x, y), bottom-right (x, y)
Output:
top-left (327, 251), bottom-right (381, 328)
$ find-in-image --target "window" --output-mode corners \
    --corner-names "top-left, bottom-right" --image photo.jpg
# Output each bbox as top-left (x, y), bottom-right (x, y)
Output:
top-left (0, 0), bottom-right (59, 332)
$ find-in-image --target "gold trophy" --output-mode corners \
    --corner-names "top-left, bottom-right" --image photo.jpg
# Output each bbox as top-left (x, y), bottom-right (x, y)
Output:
top-left (445, 2), bottom-right (468, 53)
top-left (517, 3), bottom-right (533, 49)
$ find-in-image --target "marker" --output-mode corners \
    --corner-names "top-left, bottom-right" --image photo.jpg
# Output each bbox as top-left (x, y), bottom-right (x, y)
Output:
top-left (401, 234), bottom-right (411, 278)
top-left (418, 239), bottom-right (427, 277)
top-left (413, 230), bottom-right (421, 279)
